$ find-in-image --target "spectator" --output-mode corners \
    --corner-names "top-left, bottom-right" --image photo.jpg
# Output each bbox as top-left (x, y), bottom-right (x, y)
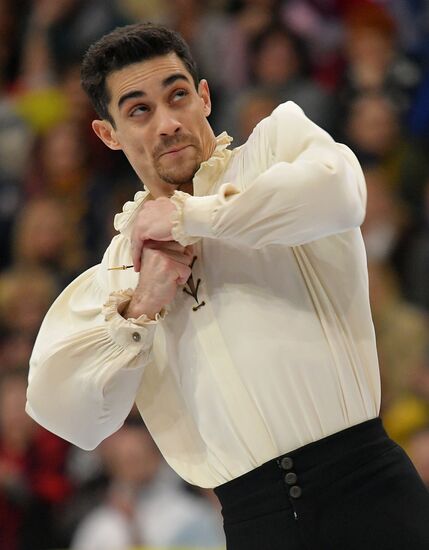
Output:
top-left (343, 92), bottom-right (429, 222)
top-left (71, 423), bottom-right (225, 549)
top-left (18, 0), bottom-right (128, 90)
top-left (248, 23), bottom-right (335, 130)
top-left (0, 327), bottom-right (34, 373)
top-left (0, 267), bottom-right (58, 341)
top-left (367, 261), bottom-right (428, 413)
top-left (361, 165), bottom-right (406, 264)
top-left (280, 0), bottom-right (344, 90)
top-left (163, 0), bottom-right (243, 128)
top-left (0, 369), bottom-right (72, 550)
top-left (22, 120), bottom-right (114, 260)
top-left (12, 197), bottom-right (86, 288)
top-left (340, 2), bottom-right (421, 111)
top-left (227, 0), bottom-right (281, 45)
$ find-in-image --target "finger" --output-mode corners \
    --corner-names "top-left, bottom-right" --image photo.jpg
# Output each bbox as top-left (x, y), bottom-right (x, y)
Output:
top-left (144, 240), bottom-right (186, 254)
top-left (159, 249), bottom-right (194, 266)
top-left (132, 241), bottom-right (143, 272)
top-left (176, 264), bottom-right (192, 285)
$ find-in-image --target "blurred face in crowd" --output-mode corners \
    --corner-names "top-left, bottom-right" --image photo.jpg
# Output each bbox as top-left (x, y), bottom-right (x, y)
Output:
top-left (346, 28), bottom-right (394, 74)
top-left (41, 122), bottom-right (87, 180)
top-left (101, 426), bottom-right (161, 486)
top-left (253, 32), bottom-right (300, 85)
top-left (346, 95), bottom-right (400, 156)
top-left (0, 270), bottom-right (56, 335)
top-left (92, 53), bottom-right (215, 197)
top-left (16, 198), bottom-right (69, 263)
top-left (0, 331), bottom-right (34, 371)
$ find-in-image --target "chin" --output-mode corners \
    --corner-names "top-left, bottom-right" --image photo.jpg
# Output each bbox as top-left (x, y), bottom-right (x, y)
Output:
top-left (159, 164), bottom-right (200, 186)
top-left (163, 176), bottom-right (194, 187)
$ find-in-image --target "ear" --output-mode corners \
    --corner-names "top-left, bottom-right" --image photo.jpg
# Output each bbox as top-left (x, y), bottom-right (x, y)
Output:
top-left (92, 119), bottom-right (122, 150)
top-left (198, 79), bottom-right (212, 117)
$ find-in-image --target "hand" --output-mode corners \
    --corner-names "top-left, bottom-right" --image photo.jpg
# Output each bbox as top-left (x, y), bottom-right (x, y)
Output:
top-left (131, 198), bottom-right (177, 272)
top-left (124, 241), bottom-right (193, 320)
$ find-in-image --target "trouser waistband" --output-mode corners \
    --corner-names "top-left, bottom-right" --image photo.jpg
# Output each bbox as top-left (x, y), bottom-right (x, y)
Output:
top-left (214, 417), bottom-right (394, 520)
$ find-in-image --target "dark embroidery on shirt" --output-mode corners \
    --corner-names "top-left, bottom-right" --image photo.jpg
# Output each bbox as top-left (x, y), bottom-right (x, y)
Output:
top-left (183, 256), bottom-right (206, 311)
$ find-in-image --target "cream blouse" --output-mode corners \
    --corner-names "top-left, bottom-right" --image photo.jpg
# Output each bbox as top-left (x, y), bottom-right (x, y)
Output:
top-left (27, 102), bottom-right (381, 488)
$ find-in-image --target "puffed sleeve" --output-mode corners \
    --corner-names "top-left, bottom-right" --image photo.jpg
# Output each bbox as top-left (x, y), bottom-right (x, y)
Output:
top-left (26, 228), bottom-right (164, 450)
top-left (171, 101), bottom-right (366, 248)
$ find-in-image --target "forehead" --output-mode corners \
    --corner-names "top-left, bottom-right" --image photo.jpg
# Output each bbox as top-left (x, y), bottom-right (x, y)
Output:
top-left (106, 53), bottom-right (192, 103)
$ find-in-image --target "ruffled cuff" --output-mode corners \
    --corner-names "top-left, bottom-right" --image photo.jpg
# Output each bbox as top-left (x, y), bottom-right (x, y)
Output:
top-left (171, 184), bottom-right (240, 242)
top-left (170, 191), bottom-right (201, 246)
top-left (102, 289), bottom-right (166, 351)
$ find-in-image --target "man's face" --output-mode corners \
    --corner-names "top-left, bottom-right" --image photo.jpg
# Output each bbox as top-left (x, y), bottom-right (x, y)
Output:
top-left (93, 53), bottom-right (214, 196)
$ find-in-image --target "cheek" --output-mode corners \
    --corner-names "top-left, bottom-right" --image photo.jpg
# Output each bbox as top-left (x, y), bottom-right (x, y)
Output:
top-left (188, 109), bottom-right (208, 135)
top-left (122, 138), bottom-right (158, 178)
top-left (123, 138), bottom-right (151, 163)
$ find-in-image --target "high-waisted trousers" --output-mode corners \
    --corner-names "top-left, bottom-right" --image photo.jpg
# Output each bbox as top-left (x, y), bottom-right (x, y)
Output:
top-left (214, 418), bottom-right (429, 550)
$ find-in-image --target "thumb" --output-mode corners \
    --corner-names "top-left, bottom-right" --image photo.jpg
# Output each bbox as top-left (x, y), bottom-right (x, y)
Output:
top-left (176, 264), bottom-right (192, 285)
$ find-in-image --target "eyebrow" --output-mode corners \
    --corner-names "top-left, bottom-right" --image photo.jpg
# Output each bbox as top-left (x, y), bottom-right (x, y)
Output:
top-left (117, 73), bottom-right (191, 110)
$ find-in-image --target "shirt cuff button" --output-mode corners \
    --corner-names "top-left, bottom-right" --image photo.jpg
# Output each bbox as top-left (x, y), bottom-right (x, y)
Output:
top-left (132, 332), bottom-right (141, 342)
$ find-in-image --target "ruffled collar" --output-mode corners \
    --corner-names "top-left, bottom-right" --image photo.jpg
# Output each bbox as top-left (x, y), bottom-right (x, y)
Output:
top-left (193, 131), bottom-right (233, 196)
top-left (114, 131), bottom-right (233, 235)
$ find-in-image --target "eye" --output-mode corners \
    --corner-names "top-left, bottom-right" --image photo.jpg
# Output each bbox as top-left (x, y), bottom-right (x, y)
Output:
top-left (171, 89), bottom-right (188, 102)
top-left (129, 104), bottom-right (149, 117)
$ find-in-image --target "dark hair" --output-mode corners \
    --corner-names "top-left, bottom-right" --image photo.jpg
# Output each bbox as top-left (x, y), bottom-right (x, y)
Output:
top-left (249, 23), bottom-right (311, 80)
top-left (81, 23), bottom-right (199, 125)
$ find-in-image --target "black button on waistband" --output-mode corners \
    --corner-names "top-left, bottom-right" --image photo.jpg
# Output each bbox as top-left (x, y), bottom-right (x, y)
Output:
top-left (280, 456), bottom-right (294, 470)
top-left (285, 472), bottom-right (298, 485)
top-left (289, 485), bottom-right (302, 499)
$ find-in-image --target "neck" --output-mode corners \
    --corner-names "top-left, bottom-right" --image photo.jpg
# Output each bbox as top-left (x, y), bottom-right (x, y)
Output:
top-left (148, 179), bottom-right (194, 199)
top-left (175, 181), bottom-right (194, 195)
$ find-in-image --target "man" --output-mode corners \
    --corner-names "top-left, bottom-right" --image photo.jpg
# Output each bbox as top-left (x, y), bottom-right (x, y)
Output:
top-left (26, 23), bottom-right (429, 549)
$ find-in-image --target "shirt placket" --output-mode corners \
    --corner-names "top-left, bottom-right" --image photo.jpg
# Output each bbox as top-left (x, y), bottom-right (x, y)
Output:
top-left (182, 243), bottom-right (207, 312)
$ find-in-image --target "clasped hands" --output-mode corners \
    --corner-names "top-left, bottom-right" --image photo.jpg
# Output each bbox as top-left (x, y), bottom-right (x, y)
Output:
top-left (124, 197), bottom-right (194, 320)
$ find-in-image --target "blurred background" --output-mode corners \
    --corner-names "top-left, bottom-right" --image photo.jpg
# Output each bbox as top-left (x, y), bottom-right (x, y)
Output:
top-left (0, 0), bottom-right (428, 549)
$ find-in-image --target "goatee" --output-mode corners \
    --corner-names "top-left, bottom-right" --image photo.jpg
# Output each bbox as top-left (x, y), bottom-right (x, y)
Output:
top-left (153, 134), bottom-right (202, 186)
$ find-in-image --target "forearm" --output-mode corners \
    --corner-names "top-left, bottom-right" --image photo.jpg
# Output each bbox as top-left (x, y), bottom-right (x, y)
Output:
top-left (122, 241), bottom-right (193, 319)
top-left (172, 142), bottom-right (366, 249)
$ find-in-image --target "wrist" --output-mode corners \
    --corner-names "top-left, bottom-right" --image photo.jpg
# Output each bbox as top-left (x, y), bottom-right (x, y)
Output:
top-left (122, 291), bottom-right (161, 321)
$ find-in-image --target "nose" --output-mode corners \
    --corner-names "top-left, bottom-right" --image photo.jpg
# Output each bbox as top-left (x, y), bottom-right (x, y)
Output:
top-left (156, 105), bottom-right (182, 136)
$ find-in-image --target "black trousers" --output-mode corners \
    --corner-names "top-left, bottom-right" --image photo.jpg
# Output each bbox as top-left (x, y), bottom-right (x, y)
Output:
top-left (214, 418), bottom-right (429, 550)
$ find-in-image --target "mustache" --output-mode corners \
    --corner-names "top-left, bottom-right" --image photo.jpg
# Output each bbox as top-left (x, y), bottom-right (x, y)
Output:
top-left (153, 134), bottom-right (199, 158)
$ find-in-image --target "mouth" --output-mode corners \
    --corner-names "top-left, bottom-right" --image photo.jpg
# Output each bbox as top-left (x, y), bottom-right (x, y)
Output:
top-left (159, 144), bottom-right (192, 158)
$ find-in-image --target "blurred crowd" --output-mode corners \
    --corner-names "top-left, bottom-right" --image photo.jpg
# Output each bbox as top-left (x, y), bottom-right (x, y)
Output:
top-left (0, 0), bottom-right (428, 549)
